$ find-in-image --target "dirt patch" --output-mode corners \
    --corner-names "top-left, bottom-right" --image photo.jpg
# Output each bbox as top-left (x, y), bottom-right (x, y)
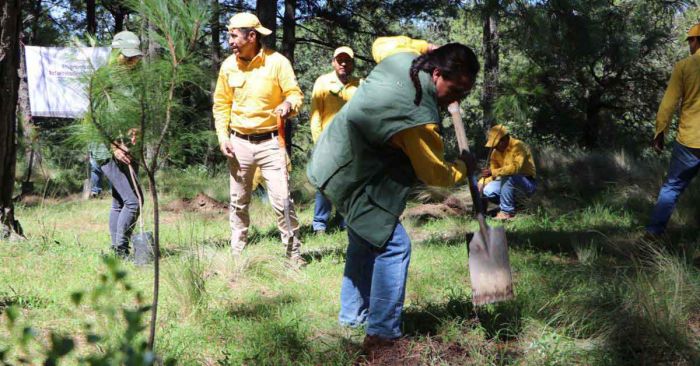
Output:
top-left (689, 313), bottom-right (700, 340)
top-left (164, 193), bottom-right (228, 213)
top-left (16, 193), bottom-right (83, 207)
top-left (402, 194), bottom-right (472, 223)
top-left (357, 337), bottom-right (470, 365)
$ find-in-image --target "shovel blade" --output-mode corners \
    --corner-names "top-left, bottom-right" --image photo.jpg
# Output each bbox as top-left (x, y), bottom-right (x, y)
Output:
top-left (132, 231), bottom-right (155, 266)
top-left (468, 224), bottom-right (514, 306)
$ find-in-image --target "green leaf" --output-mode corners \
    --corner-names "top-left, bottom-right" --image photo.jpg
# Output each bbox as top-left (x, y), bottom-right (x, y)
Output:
top-left (5, 306), bottom-right (19, 327)
top-left (70, 292), bottom-right (84, 306)
top-left (86, 333), bottom-right (101, 343)
top-left (49, 333), bottom-right (75, 357)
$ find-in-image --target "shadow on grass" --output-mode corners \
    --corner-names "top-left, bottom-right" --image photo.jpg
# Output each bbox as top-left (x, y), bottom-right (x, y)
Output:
top-left (301, 246), bottom-right (346, 264)
top-left (226, 293), bottom-right (298, 319)
top-left (0, 292), bottom-right (51, 310)
top-left (218, 318), bottom-right (312, 365)
top-left (403, 293), bottom-right (523, 341)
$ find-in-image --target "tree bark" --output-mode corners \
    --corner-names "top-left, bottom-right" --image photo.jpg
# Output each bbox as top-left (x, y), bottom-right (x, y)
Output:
top-left (481, 1), bottom-right (499, 132)
top-left (1, 0), bottom-right (23, 240)
top-left (104, 1), bottom-right (129, 33)
top-left (256, 0), bottom-right (277, 49)
top-left (17, 35), bottom-right (36, 192)
top-left (87, 0), bottom-right (97, 35)
top-left (211, 0), bottom-right (221, 72)
top-left (281, 0), bottom-right (295, 63)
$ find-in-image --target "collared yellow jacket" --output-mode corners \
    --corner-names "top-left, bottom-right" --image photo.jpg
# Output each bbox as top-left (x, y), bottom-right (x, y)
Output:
top-left (655, 49), bottom-right (700, 148)
top-left (486, 137), bottom-right (536, 184)
top-left (310, 72), bottom-right (361, 142)
top-left (213, 47), bottom-right (304, 144)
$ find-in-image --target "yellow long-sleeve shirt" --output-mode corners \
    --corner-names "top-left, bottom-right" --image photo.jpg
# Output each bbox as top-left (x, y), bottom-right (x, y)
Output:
top-left (310, 72), bottom-right (360, 142)
top-left (213, 47), bottom-right (304, 144)
top-left (489, 137), bottom-right (536, 179)
top-left (374, 36), bottom-right (466, 187)
top-left (655, 49), bottom-right (700, 148)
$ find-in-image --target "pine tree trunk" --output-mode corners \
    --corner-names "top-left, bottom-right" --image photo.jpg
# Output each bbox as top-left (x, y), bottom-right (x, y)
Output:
top-left (281, 0), bottom-right (295, 64)
top-left (256, 0), bottom-right (277, 50)
top-left (17, 37), bottom-right (36, 193)
top-left (0, 0), bottom-right (23, 240)
top-left (211, 0), bottom-right (221, 72)
top-left (87, 0), bottom-right (96, 35)
top-left (481, 3), bottom-right (499, 132)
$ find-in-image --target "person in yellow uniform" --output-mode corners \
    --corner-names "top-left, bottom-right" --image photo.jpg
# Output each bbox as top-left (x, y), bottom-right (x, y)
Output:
top-left (646, 23), bottom-right (700, 236)
top-left (309, 46), bottom-right (361, 234)
top-left (213, 13), bottom-right (306, 266)
top-left (479, 124), bottom-right (537, 220)
top-left (307, 36), bottom-right (478, 350)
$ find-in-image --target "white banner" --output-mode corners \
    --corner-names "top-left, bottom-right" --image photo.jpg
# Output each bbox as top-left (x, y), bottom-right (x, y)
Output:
top-left (25, 46), bottom-right (110, 118)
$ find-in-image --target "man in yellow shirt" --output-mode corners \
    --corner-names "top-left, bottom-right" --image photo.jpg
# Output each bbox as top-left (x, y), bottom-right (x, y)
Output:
top-left (647, 24), bottom-right (700, 236)
top-left (480, 124), bottom-right (537, 220)
top-left (212, 13), bottom-right (305, 265)
top-left (310, 46), bottom-right (361, 234)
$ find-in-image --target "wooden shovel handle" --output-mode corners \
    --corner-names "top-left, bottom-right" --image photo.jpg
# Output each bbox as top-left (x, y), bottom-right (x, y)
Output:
top-left (276, 114), bottom-right (286, 149)
top-left (448, 102), bottom-right (490, 245)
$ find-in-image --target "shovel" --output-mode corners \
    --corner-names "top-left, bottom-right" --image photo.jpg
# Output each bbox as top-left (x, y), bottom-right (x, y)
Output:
top-left (448, 102), bottom-right (514, 306)
top-left (128, 164), bottom-right (154, 266)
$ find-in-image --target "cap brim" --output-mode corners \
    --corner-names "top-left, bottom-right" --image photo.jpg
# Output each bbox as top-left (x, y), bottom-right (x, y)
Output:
top-left (120, 48), bottom-right (142, 57)
top-left (256, 26), bottom-right (272, 36)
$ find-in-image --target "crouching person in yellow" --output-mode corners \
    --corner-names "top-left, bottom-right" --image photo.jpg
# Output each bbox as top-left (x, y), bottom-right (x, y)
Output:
top-left (480, 124), bottom-right (537, 220)
top-left (213, 12), bottom-right (306, 266)
top-left (307, 36), bottom-right (479, 349)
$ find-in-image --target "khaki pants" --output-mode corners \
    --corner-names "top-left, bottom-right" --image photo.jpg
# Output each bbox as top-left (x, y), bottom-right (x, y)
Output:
top-left (228, 133), bottom-right (302, 257)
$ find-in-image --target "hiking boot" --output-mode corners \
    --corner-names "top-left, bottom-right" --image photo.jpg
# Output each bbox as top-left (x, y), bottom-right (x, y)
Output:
top-left (111, 246), bottom-right (130, 260)
top-left (494, 211), bottom-right (516, 220)
top-left (362, 335), bottom-right (396, 354)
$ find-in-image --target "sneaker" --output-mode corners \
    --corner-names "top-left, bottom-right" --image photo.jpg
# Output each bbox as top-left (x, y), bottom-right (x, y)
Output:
top-left (111, 246), bottom-right (130, 259)
top-left (89, 191), bottom-right (100, 199)
top-left (494, 211), bottom-right (516, 220)
top-left (314, 229), bottom-right (326, 236)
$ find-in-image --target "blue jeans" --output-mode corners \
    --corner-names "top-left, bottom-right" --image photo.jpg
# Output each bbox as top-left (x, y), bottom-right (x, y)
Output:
top-left (647, 142), bottom-right (700, 235)
top-left (90, 157), bottom-right (105, 194)
top-left (313, 190), bottom-right (344, 231)
top-left (101, 160), bottom-right (142, 254)
top-left (483, 175), bottom-right (537, 214)
top-left (339, 223), bottom-right (411, 339)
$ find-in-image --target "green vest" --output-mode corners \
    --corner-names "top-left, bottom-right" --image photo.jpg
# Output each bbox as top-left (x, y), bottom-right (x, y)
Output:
top-left (307, 52), bottom-right (439, 247)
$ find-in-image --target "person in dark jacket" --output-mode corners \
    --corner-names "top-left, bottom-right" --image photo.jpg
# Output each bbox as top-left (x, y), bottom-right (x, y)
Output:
top-left (307, 36), bottom-right (479, 349)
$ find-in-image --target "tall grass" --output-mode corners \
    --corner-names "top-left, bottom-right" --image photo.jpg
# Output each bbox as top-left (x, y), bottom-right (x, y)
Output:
top-left (4, 148), bottom-right (700, 364)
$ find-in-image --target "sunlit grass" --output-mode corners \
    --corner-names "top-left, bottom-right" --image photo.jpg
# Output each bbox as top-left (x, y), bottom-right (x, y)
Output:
top-left (2, 149), bottom-right (699, 364)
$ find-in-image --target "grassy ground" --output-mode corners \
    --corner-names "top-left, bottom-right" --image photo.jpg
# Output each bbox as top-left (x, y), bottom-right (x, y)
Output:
top-left (2, 149), bottom-right (700, 365)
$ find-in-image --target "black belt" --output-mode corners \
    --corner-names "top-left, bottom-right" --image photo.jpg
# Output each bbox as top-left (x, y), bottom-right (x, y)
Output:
top-left (233, 131), bottom-right (276, 142)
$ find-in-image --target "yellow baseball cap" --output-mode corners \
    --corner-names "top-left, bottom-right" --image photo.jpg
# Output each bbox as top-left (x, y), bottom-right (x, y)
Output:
top-left (687, 24), bottom-right (700, 40)
top-left (333, 46), bottom-right (354, 59)
top-left (227, 12), bottom-right (272, 36)
top-left (485, 124), bottom-right (508, 147)
top-left (111, 31), bottom-right (142, 57)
